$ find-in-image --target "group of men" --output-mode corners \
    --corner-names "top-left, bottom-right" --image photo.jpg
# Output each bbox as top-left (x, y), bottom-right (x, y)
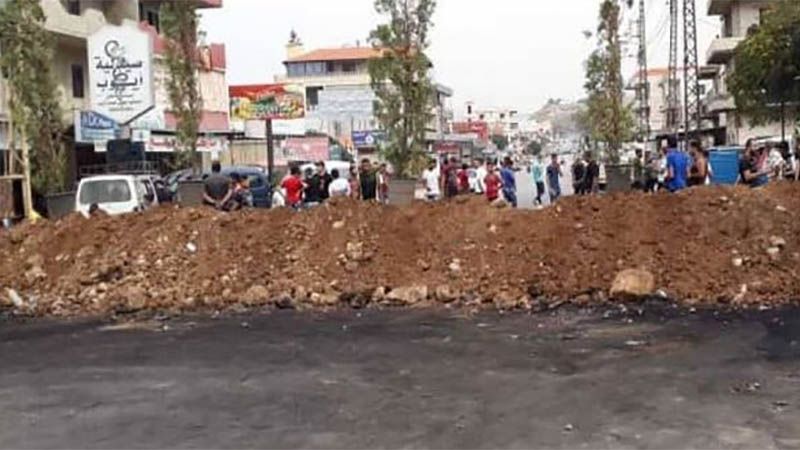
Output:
top-left (202, 161), bottom-right (253, 211)
top-left (420, 156), bottom-right (520, 207)
top-left (277, 159), bottom-right (390, 209)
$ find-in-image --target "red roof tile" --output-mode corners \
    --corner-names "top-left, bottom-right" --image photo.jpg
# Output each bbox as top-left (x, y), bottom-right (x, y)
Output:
top-left (285, 47), bottom-right (382, 63)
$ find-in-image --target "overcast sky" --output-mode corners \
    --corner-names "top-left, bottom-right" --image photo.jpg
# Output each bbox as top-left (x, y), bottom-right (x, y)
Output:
top-left (201, 0), bottom-right (719, 116)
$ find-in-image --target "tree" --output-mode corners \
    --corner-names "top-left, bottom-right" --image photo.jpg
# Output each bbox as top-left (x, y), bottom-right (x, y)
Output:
top-left (490, 134), bottom-right (509, 151)
top-left (727, 2), bottom-right (800, 127)
top-left (369, 0), bottom-right (436, 177)
top-left (161, 2), bottom-right (203, 170)
top-left (582, 0), bottom-right (635, 162)
top-left (0, 0), bottom-right (68, 199)
top-left (526, 140), bottom-right (543, 156)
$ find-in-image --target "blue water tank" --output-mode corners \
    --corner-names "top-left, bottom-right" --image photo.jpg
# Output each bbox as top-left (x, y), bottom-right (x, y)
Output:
top-left (709, 147), bottom-right (743, 185)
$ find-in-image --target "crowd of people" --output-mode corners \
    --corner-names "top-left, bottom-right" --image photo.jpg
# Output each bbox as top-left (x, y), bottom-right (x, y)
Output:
top-left (420, 156), bottom-right (520, 207)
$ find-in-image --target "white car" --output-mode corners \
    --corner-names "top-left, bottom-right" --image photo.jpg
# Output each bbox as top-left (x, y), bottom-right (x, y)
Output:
top-left (75, 175), bottom-right (156, 217)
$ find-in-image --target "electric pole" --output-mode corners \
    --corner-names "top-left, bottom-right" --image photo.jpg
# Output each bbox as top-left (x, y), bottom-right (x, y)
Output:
top-left (682, 0), bottom-right (702, 142)
top-left (667, 0), bottom-right (680, 135)
top-left (636, 0), bottom-right (651, 143)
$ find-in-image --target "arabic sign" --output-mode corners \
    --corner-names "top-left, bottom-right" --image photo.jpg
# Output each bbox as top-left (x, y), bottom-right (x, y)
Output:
top-left (74, 110), bottom-right (120, 143)
top-left (434, 141), bottom-right (462, 154)
top-left (277, 137), bottom-right (329, 165)
top-left (95, 135), bottom-right (227, 153)
top-left (229, 84), bottom-right (305, 121)
top-left (88, 25), bottom-right (154, 124)
top-left (352, 130), bottom-right (387, 148)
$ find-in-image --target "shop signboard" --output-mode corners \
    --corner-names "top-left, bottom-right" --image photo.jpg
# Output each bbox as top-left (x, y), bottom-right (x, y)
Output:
top-left (277, 137), bottom-right (329, 165)
top-left (74, 110), bottom-right (120, 143)
top-left (452, 121), bottom-right (489, 141)
top-left (229, 84), bottom-right (305, 120)
top-left (88, 25), bottom-right (154, 124)
top-left (352, 130), bottom-right (387, 148)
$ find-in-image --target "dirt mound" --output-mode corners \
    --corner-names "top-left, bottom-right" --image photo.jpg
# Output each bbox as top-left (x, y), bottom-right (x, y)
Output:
top-left (2, 183), bottom-right (800, 317)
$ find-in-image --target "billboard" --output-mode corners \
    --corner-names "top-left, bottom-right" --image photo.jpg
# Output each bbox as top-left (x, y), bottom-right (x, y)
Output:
top-left (277, 137), bottom-right (329, 165)
top-left (452, 121), bottom-right (489, 141)
top-left (229, 84), bottom-right (305, 121)
top-left (88, 25), bottom-right (154, 124)
top-left (352, 130), bottom-right (386, 148)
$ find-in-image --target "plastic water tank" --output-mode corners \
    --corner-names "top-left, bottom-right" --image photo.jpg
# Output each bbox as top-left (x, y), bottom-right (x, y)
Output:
top-left (709, 147), bottom-right (743, 185)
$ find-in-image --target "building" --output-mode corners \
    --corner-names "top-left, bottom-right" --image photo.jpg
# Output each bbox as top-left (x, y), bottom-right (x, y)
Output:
top-left (0, 0), bottom-right (230, 182)
top-left (704, 0), bottom-right (792, 145)
top-left (277, 34), bottom-right (453, 153)
top-left (464, 103), bottom-right (520, 140)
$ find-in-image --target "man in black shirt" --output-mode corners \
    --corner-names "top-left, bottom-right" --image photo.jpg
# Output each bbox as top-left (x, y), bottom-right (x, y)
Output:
top-left (583, 152), bottom-right (600, 194)
top-left (203, 161), bottom-right (233, 209)
top-left (304, 161), bottom-right (333, 206)
top-left (359, 158), bottom-right (377, 201)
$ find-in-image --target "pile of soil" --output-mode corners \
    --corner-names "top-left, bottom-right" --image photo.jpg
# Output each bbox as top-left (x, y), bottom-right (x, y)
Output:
top-left (2, 183), bottom-right (799, 317)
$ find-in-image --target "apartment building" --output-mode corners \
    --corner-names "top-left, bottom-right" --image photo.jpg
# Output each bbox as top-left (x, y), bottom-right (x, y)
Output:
top-left (277, 35), bottom-right (453, 150)
top-left (704, 0), bottom-right (791, 145)
top-left (465, 103), bottom-right (520, 140)
top-left (0, 0), bottom-right (229, 179)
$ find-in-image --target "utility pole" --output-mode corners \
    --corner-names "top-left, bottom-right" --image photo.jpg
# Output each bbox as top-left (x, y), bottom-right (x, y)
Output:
top-left (667, 0), bottom-right (680, 136)
top-left (682, 0), bottom-right (702, 143)
top-left (636, 0), bottom-right (651, 144)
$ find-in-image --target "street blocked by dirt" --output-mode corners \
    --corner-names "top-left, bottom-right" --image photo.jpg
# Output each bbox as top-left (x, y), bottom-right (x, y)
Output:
top-left (1, 183), bottom-right (800, 317)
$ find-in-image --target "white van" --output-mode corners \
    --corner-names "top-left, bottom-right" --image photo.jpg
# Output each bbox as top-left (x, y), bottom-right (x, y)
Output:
top-left (75, 175), bottom-right (156, 217)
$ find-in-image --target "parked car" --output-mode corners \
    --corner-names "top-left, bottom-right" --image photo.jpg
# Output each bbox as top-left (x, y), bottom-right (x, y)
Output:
top-left (217, 166), bottom-right (272, 209)
top-left (75, 175), bottom-right (155, 217)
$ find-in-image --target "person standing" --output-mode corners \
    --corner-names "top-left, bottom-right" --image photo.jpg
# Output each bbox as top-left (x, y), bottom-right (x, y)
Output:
top-left (597, 160), bottom-right (607, 193)
top-left (740, 139), bottom-right (770, 188)
top-left (571, 157), bottom-right (586, 195)
top-left (546, 153), bottom-right (562, 202)
top-left (484, 161), bottom-right (503, 202)
top-left (421, 159), bottom-right (441, 201)
top-left (582, 152), bottom-right (600, 195)
top-left (531, 156), bottom-right (546, 206)
top-left (328, 169), bottom-right (351, 198)
top-left (203, 161), bottom-right (233, 210)
top-left (474, 158), bottom-right (487, 195)
top-left (665, 135), bottom-right (691, 192)
top-left (457, 163), bottom-right (470, 194)
top-left (304, 161), bottom-right (331, 207)
top-left (442, 156), bottom-right (459, 199)
top-left (688, 140), bottom-right (710, 186)
top-left (348, 166), bottom-right (361, 200)
top-left (377, 163), bottom-right (390, 204)
top-left (281, 165), bottom-right (305, 209)
top-left (500, 157), bottom-right (517, 208)
top-left (359, 159), bottom-right (377, 201)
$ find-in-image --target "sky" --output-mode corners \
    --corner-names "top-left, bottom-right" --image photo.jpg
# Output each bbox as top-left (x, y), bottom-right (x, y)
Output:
top-left (201, 0), bottom-right (720, 117)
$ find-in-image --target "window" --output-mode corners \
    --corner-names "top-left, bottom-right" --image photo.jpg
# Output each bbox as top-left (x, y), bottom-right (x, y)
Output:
top-left (140, 3), bottom-right (161, 33)
top-left (342, 62), bottom-right (356, 73)
top-left (287, 63), bottom-right (305, 77)
top-left (65, 0), bottom-right (80, 15)
top-left (306, 86), bottom-right (322, 107)
top-left (71, 64), bottom-right (84, 98)
top-left (79, 180), bottom-right (131, 205)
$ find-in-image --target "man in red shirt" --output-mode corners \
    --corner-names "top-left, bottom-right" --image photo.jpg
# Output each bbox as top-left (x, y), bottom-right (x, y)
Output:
top-left (484, 161), bottom-right (503, 202)
top-left (457, 163), bottom-right (470, 194)
top-left (281, 166), bottom-right (305, 209)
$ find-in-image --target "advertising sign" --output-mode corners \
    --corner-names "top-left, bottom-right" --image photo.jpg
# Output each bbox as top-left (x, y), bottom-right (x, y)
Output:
top-left (88, 25), bottom-right (154, 124)
top-left (95, 135), bottom-right (227, 153)
top-left (229, 84), bottom-right (305, 121)
top-left (277, 137), bottom-right (329, 165)
top-left (452, 121), bottom-right (489, 141)
top-left (74, 110), bottom-right (120, 143)
top-left (352, 130), bottom-right (387, 148)
top-left (434, 141), bottom-right (462, 154)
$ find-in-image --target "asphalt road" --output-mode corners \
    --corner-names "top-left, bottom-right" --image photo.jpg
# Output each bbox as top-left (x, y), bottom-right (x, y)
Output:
top-left (1, 307), bottom-right (799, 449)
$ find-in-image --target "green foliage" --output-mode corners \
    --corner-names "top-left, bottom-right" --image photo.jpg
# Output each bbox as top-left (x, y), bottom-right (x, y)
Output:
top-left (161, 2), bottom-right (202, 170)
top-left (582, 0), bottom-right (634, 162)
top-left (0, 0), bottom-right (68, 194)
top-left (490, 134), bottom-right (509, 151)
top-left (368, 0), bottom-right (436, 177)
top-left (727, 2), bottom-right (800, 126)
top-left (526, 140), bottom-right (543, 156)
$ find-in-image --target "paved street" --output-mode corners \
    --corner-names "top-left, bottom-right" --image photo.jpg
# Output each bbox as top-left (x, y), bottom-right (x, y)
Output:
top-left (1, 307), bottom-right (798, 449)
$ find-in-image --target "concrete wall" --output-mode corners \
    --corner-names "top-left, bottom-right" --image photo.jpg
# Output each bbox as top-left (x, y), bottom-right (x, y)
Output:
top-left (730, 1), bottom-right (763, 37)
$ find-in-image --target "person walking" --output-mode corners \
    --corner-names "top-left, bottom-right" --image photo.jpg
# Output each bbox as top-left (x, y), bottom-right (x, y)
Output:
top-left (531, 156), bottom-right (546, 206)
top-left (546, 153), bottom-right (562, 202)
top-left (500, 157), bottom-right (518, 208)
top-left (484, 161), bottom-right (503, 202)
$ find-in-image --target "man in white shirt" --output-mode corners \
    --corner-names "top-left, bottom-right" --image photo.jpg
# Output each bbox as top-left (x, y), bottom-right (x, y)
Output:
top-left (327, 169), bottom-right (351, 198)
top-left (474, 158), bottom-right (487, 195)
top-left (421, 159), bottom-right (441, 201)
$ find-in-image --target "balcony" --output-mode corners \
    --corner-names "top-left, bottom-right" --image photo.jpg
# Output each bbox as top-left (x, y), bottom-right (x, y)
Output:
top-left (707, 0), bottom-right (732, 16)
top-left (704, 92), bottom-right (736, 114)
top-left (706, 36), bottom-right (743, 64)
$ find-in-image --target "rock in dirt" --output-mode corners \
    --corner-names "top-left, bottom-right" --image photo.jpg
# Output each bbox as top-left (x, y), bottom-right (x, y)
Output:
top-left (386, 285), bottom-right (428, 305)
top-left (610, 269), bottom-right (655, 299)
top-left (242, 285), bottom-right (269, 306)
